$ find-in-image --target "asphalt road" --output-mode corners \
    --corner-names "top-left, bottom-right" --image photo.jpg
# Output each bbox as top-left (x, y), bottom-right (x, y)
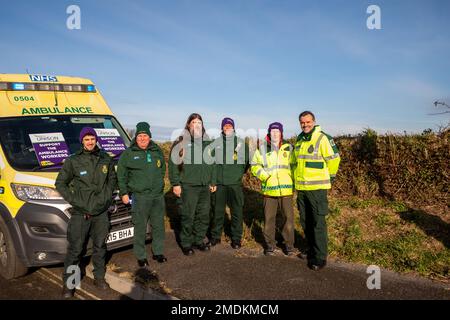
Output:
top-left (108, 231), bottom-right (450, 300)
top-left (0, 265), bottom-right (127, 300)
top-left (1, 231), bottom-right (448, 300)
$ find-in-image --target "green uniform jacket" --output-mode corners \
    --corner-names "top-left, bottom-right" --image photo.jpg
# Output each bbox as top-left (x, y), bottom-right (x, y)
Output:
top-left (117, 139), bottom-right (166, 197)
top-left (168, 136), bottom-right (217, 186)
top-left (55, 147), bottom-right (117, 216)
top-left (213, 134), bottom-right (249, 185)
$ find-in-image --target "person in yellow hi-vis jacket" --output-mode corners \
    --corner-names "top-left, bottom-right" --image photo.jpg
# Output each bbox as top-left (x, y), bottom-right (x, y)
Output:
top-left (251, 122), bottom-right (296, 256)
top-left (292, 111), bottom-right (340, 271)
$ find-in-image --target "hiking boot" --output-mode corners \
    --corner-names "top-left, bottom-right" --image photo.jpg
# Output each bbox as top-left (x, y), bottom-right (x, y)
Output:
top-left (264, 246), bottom-right (275, 256)
top-left (284, 246), bottom-right (296, 256)
top-left (93, 278), bottom-right (110, 290)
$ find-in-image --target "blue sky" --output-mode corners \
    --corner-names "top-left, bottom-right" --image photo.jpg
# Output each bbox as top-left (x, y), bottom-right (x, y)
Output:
top-left (1, 0), bottom-right (449, 140)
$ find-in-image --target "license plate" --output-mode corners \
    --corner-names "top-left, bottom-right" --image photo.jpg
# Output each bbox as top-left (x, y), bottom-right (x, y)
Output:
top-left (106, 227), bottom-right (134, 244)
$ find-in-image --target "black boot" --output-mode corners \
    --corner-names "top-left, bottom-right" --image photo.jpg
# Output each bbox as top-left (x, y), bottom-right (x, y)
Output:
top-left (152, 255), bottom-right (168, 263)
top-left (137, 258), bottom-right (149, 268)
top-left (94, 278), bottom-right (110, 290)
top-left (182, 247), bottom-right (195, 256)
top-left (209, 238), bottom-right (221, 246)
top-left (231, 241), bottom-right (241, 249)
top-left (308, 259), bottom-right (327, 271)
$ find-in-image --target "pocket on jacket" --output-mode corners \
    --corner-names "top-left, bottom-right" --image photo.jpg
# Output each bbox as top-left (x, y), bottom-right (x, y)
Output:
top-left (305, 161), bottom-right (324, 169)
top-left (70, 188), bottom-right (83, 210)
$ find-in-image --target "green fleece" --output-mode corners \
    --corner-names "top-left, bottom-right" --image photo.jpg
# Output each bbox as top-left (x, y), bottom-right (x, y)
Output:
top-left (55, 147), bottom-right (117, 216)
top-left (214, 134), bottom-right (250, 185)
top-left (168, 137), bottom-right (216, 186)
top-left (117, 139), bottom-right (166, 197)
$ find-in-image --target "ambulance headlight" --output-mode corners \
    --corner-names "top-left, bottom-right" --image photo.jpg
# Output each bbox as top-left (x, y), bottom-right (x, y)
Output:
top-left (11, 184), bottom-right (64, 201)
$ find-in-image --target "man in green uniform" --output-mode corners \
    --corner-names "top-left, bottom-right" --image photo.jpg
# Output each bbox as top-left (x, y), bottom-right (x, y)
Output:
top-left (168, 113), bottom-right (217, 255)
top-left (293, 111), bottom-right (341, 271)
top-left (117, 122), bottom-right (167, 267)
top-left (56, 127), bottom-right (117, 298)
top-left (209, 117), bottom-right (249, 249)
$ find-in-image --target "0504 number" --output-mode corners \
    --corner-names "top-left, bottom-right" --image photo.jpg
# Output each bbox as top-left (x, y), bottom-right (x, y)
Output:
top-left (13, 96), bottom-right (35, 102)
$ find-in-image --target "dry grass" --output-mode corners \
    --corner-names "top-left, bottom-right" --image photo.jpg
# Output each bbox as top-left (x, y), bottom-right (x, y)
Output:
top-left (326, 197), bottom-right (449, 282)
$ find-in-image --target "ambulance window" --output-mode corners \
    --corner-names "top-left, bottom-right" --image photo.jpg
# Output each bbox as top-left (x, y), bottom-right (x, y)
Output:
top-left (0, 115), bottom-right (130, 171)
top-left (103, 119), bottom-right (114, 129)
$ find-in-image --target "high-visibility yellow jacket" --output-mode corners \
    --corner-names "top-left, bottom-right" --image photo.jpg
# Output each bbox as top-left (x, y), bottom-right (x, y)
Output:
top-left (251, 141), bottom-right (294, 197)
top-left (292, 125), bottom-right (340, 190)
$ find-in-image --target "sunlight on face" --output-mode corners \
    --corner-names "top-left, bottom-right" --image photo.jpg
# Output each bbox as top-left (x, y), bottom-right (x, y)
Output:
top-left (136, 133), bottom-right (151, 149)
top-left (300, 114), bottom-right (316, 134)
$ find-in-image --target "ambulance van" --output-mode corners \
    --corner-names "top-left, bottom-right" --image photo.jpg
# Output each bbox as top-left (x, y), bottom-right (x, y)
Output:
top-left (0, 74), bottom-right (139, 279)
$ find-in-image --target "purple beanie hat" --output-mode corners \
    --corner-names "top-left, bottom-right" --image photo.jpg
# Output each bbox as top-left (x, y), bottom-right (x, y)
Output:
top-left (221, 117), bottom-right (235, 129)
top-left (268, 122), bottom-right (283, 134)
top-left (79, 127), bottom-right (98, 143)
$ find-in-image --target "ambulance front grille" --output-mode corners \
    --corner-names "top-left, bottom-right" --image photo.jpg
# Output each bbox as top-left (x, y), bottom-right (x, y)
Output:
top-left (109, 196), bottom-right (133, 232)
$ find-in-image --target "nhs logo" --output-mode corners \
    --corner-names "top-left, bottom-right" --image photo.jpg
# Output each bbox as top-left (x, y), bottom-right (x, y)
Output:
top-left (29, 75), bottom-right (58, 82)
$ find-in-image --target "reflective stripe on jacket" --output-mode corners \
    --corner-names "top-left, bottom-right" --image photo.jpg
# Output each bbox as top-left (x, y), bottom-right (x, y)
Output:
top-left (293, 125), bottom-right (340, 190)
top-left (251, 142), bottom-right (294, 197)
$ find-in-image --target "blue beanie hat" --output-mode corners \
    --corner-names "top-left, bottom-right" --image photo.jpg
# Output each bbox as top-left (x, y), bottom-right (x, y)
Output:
top-left (79, 127), bottom-right (98, 143)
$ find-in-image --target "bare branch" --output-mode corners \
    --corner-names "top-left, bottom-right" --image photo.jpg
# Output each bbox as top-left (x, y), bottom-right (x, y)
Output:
top-left (433, 100), bottom-right (450, 108)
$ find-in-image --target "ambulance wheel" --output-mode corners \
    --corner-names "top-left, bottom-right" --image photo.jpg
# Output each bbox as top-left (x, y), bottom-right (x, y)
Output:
top-left (0, 217), bottom-right (28, 279)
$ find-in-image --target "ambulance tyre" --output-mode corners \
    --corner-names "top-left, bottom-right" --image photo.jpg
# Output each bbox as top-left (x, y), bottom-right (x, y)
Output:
top-left (0, 217), bottom-right (28, 279)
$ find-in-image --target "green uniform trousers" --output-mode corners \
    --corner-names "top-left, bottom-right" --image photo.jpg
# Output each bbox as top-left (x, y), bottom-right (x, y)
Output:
top-left (178, 184), bottom-right (211, 248)
top-left (131, 193), bottom-right (165, 260)
top-left (296, 189), bottom-right (329, 261)
top-left (211, 184), bottom-right (244, 242)
top-left (63, 212), bottom-right (109, 285)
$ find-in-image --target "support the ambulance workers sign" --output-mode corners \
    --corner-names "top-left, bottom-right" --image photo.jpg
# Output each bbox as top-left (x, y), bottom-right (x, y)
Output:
top-left (94, 128), bottom-right (126, 157)
top-left (29, 132), bottom-right (70, 167)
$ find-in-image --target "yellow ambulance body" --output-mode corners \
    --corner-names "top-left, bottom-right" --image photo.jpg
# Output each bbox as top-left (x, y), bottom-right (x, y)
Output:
top-left (0, 74), bottom-right (137, 279)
